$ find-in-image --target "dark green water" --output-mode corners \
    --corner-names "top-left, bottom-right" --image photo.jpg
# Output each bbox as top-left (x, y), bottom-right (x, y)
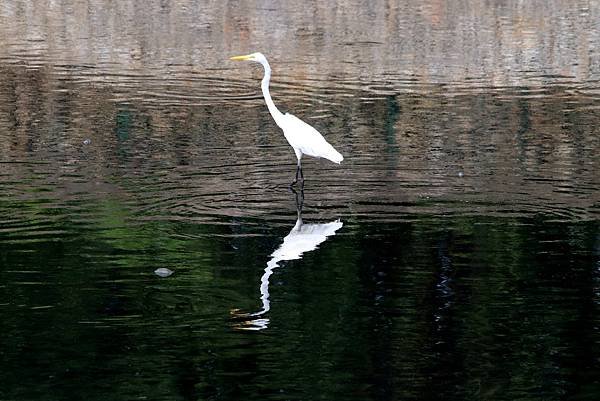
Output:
top-left (1, 1), bottom-right (600, 400)
top-left (1, 208), bottom-right (597, 400)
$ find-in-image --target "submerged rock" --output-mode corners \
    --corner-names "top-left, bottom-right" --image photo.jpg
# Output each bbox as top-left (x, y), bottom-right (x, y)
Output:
top-left (154, 268), bottom-right (173, 278)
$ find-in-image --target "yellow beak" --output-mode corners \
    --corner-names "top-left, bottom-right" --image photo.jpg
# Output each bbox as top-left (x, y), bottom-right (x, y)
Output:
top-left (230, 54), bottom-right (253, 61)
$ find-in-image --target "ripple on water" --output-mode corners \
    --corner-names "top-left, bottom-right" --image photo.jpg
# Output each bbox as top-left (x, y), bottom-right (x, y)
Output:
top-left (0, 48), bottom-right (598, 225)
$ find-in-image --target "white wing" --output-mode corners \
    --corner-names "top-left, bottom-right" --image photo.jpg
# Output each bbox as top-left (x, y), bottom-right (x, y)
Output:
top-left (280, 113), bottom-right (343, 163)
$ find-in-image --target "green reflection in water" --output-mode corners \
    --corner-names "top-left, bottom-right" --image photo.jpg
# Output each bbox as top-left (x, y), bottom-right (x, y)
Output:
top-left (1, 191), bottom-right (598, 400)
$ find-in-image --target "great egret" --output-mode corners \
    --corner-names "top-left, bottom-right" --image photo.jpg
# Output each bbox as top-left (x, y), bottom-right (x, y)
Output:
top-left (230, 52), bottom-right (343, 186)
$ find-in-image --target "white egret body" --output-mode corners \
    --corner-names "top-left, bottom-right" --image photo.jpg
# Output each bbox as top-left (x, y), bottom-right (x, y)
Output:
top-left (230, 52), bottom-right (343, 185)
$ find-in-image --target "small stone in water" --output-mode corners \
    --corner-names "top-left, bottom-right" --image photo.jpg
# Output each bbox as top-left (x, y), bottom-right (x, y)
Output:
top-left (83, 139), bottom-right (91, 145)
top-left (154, 268), bottom-right (173, 277)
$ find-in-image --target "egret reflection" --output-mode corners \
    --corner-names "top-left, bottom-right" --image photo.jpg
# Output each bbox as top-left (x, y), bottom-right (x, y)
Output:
top-left (232, 189), bottom-right (343, 330)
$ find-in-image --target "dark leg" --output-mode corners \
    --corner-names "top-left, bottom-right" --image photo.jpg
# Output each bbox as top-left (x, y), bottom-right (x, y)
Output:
top-left (290, 159), bottom-right (304, 187)
top-left (290, 165), bottom-right (301, 187)
top-left (290, 185), bottom-right (305, 207)
top-left (290, 185), bottom-right (305, 224)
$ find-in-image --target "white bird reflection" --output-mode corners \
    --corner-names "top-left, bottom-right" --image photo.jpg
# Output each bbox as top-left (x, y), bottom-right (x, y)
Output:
top-left (231, 189), bottom-right (343, 330)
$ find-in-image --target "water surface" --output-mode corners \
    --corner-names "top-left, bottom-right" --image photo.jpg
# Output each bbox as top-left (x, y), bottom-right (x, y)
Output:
top-left (1, 1), bottom-right (599, 400)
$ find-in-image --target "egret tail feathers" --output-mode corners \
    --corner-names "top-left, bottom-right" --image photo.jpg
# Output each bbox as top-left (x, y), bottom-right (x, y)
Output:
top-left (328, 149), bottom-right (343, 164)
top-left (313, 140), bottom-right (343, 164)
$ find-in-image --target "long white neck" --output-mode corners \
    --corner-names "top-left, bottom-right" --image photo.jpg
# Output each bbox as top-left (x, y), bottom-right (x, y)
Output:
top-left (260, 59), bottom-right (285, 127)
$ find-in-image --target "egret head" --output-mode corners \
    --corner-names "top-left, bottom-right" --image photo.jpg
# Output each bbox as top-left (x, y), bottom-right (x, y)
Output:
top-left (230, 52), bottom-right (267, 65)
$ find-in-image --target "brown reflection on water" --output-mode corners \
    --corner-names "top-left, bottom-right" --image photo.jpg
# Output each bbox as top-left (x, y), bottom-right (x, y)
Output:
top-left (0, 1), bottom-right (599, 223)
top-left (0, 0), bottom-right (599, 87)
top-left (0, 60), bottom-right (598, 222)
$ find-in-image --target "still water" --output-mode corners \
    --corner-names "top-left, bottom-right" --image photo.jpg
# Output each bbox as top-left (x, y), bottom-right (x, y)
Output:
top-left (1, 1), bottom-right (599, 400)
